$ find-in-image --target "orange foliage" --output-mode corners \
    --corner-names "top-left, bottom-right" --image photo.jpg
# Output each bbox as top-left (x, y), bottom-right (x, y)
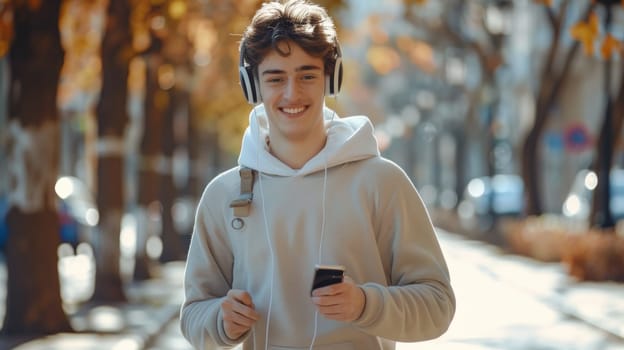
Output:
top-left (570, 12), bottom-right (599, 56)
top-left (131, 0), bottom-right (151, 53)
top-left (0, 3), bottom-right (12, 58)
top-left (569, 8), bottom-right (624, 60)
top-left (563, 230), bottom-right (624, 282)
top-left (58, 0), bottom-right (106, 110)
top-left (600, 33), bottom-right (623, 59)
top-left (128, 57), bottom-right (146, 94)
top-left (396, 36), bottom-right (436, 74)
top-left (366, 45), bottom-right (400, 75)
top-left (366, 15), bottom-right (389, 45)
top-left (404, 0), bottom-right (427, 4)
top-left (168, 0), bottom-right (187, 20)
top-left (534, 0), bottom-right (552, 5)
top-left (27, 0), bottom-right (41, 11)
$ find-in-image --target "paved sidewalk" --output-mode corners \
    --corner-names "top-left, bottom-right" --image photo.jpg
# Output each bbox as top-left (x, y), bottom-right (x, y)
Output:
top-left (415, 229), bottom-right (624, 349)
top-left (0, 261), bottom-right (184, 350)
top-left (148, 230), bottom-right (624, 349)
top-left (2, 229), bottom-right (624, 349)
top-left (444, 229), bottom-right (624, 341)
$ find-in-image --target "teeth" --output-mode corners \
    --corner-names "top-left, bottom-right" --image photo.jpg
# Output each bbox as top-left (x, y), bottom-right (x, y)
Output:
top-left (282, 107), bottom-right (305, 114)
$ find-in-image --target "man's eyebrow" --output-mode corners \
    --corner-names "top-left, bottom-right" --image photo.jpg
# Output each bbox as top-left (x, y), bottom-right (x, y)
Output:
top-left (261, 65), bottom-right (322, 75)
top-left (296, 65), bottom-right (322, 72)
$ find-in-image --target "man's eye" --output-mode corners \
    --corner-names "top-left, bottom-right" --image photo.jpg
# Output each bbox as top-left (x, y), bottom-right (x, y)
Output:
top-left (266, 77), bottom-right (283, 83)
top-left (302, 75), bottom-right (317, 80)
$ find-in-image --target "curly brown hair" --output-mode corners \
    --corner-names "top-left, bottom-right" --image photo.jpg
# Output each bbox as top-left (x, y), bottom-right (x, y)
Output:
top-left (240, 0), bottom-right (339, 78)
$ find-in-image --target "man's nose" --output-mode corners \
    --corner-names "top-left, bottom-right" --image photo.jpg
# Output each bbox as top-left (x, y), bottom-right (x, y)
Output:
top-left (283, 78), bottom-right (300, 99)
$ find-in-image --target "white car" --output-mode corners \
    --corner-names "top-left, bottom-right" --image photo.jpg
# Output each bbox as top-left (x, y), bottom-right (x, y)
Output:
top-left (562, 168), bottom-right (624, 223)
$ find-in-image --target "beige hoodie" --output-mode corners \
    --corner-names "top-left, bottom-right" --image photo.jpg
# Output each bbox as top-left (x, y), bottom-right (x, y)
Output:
top-left (180, 106), bottom-right (455, 349)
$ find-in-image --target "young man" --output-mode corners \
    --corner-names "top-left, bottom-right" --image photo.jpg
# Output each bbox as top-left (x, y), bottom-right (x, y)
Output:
top-left (180, 1), bottom-right (455, 349)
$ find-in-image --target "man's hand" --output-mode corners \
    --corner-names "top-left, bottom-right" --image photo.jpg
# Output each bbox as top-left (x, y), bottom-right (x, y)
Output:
top-left (311, 276), bottom-right (365, 322)
top-left (221, 289), bottom-right (260, 340)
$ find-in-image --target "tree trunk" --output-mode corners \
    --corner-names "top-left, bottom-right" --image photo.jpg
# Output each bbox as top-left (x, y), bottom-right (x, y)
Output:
top-left (463, 86), bottom-right (490, 179)
top-left (591, 94), bottom-right (615, 228)
top-left (159, 88), bottom-right (185, 262)
top-left (611, 61), bottom-right (624, 165)
top-left (521, 3), bottom-right (591, 216)
top-left (453, 125), bottom-right (467, 201)
top-left (0, 58), bottom-right (8, 192)
top-left (2, 0), bottom-right (70, 334)
top-left (91, 0), bottom-right (132, 302)
top-left (135, 46), bottom-right (166, 280)
top-left (521, 128), bottom-right (542, 215)
top-left (589, 6), bottom-right (616, 229)
top-left (180, 91), bottom-right (195, 253)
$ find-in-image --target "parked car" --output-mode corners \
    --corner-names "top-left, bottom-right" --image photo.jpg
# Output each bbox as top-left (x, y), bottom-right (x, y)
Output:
top-left (459, 174), bottom-right (525, 218)
top-left (562, 168), bottom-right (624, 223)
top-left (0, 176), bottom-right (98, 251)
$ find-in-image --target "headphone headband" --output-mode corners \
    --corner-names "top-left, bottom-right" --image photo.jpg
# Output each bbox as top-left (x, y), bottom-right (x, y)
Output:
top-left (239, 40), bottom-right (343, 104)
top-left (239, 42), bottom-right (260, 104)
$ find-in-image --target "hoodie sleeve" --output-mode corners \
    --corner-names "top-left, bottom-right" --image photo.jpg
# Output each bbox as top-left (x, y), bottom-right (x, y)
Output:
top-left (352, 161), bottom-right (456, 341)
top-left (179, 181), bottom-right (249, 348)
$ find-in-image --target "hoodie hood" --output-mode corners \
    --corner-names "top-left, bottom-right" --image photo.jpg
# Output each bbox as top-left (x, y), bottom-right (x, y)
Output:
top-left (238, 104), bottom-right (380, 176)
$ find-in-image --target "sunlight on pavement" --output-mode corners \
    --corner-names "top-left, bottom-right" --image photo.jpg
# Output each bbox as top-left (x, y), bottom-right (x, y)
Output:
top-left (58, 243), bottom-right (95, 310)
top-left (12, 334), bottom-right (142, 350)
top-left (71, 305), bottom-right (126, 333)
top-left (408, 231), bottom-right (623, 350)
top-left (86, 306), bottom-right (125, 332)
top-left (0, 257), bottom-right (5, 325)
top-left (3, 230), bottom-right (624, 349)
top-left (398, 342), bottom-right (496, 349)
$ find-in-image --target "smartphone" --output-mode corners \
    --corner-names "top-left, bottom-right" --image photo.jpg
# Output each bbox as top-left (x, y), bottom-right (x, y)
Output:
top-left (311, 264), bottom-right (345, 295)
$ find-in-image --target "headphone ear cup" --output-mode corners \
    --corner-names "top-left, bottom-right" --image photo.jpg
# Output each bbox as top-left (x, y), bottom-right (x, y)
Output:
top-left (325, 57), bottom-right (343, 97)
top-left (239, 66), bottom-right (261, 104)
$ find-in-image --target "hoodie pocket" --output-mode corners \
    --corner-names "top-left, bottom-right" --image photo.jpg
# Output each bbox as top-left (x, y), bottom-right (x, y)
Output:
top-left (270, 342), bottom-right (354, 350)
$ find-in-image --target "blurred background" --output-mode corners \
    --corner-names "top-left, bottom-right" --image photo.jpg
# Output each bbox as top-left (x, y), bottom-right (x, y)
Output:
top-left (0, 0), bottom-right (623, 349)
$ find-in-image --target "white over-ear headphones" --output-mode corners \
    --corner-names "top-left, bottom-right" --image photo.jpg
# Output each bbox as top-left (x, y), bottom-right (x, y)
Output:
top-left (239, 40), bottom-right (344, 104)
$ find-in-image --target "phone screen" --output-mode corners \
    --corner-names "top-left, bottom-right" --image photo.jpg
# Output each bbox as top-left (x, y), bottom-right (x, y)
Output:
top-left (311, 265), bottom-right (345, 295)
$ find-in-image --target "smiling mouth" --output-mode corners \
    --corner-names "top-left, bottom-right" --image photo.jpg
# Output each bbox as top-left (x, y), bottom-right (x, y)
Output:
top-left (280, 106), bottom-right (307, 115)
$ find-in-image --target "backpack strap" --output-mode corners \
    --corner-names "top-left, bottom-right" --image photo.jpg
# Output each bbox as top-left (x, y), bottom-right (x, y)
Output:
top-left (229, 166), bottom-right (255, 217)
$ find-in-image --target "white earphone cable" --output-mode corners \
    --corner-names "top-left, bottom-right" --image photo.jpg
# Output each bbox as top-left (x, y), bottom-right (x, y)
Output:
top-left (253, 107), bottom-right (275, 350)
top-left (309, 124), bottom-right (331, 350)
top-left (253, 106), bottom-right (335, 350)
top-left (258, 172), bottom-right (274, 350)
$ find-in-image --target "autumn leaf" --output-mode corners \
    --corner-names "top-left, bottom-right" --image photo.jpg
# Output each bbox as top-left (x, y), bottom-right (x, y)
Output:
top-left (27, 0), bottom-right (42, 11)
top-left (534, 0), bottom-right (553, 5)
top-left (0, 41), bottom-right (8, 57)
top-left (366, 45), bottom-right (401, 75)
top-left (0, 6), bottom-right (12, 58)
top-left (570, 12), bottom-right (599, 56)
top-left (396, 36), bottom-right (436, 74)
top-left (600, 34), bottom-right (622, 59)
top-left (168, 0), bottom-right (186, 20)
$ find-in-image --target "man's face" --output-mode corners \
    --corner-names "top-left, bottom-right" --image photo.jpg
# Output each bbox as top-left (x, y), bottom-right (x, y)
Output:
top-left (257, 41), bottom-right (326, 145)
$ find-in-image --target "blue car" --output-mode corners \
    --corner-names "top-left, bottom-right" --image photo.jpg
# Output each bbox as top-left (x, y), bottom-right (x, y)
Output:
top-left (460, 174), bottom-right (525, 217)
top-left (0, 176), bottom-right (98, 251)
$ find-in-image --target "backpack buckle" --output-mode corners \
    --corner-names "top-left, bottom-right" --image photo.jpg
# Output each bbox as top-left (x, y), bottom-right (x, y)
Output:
top-left (229, 167), bottom-right (255, 217)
